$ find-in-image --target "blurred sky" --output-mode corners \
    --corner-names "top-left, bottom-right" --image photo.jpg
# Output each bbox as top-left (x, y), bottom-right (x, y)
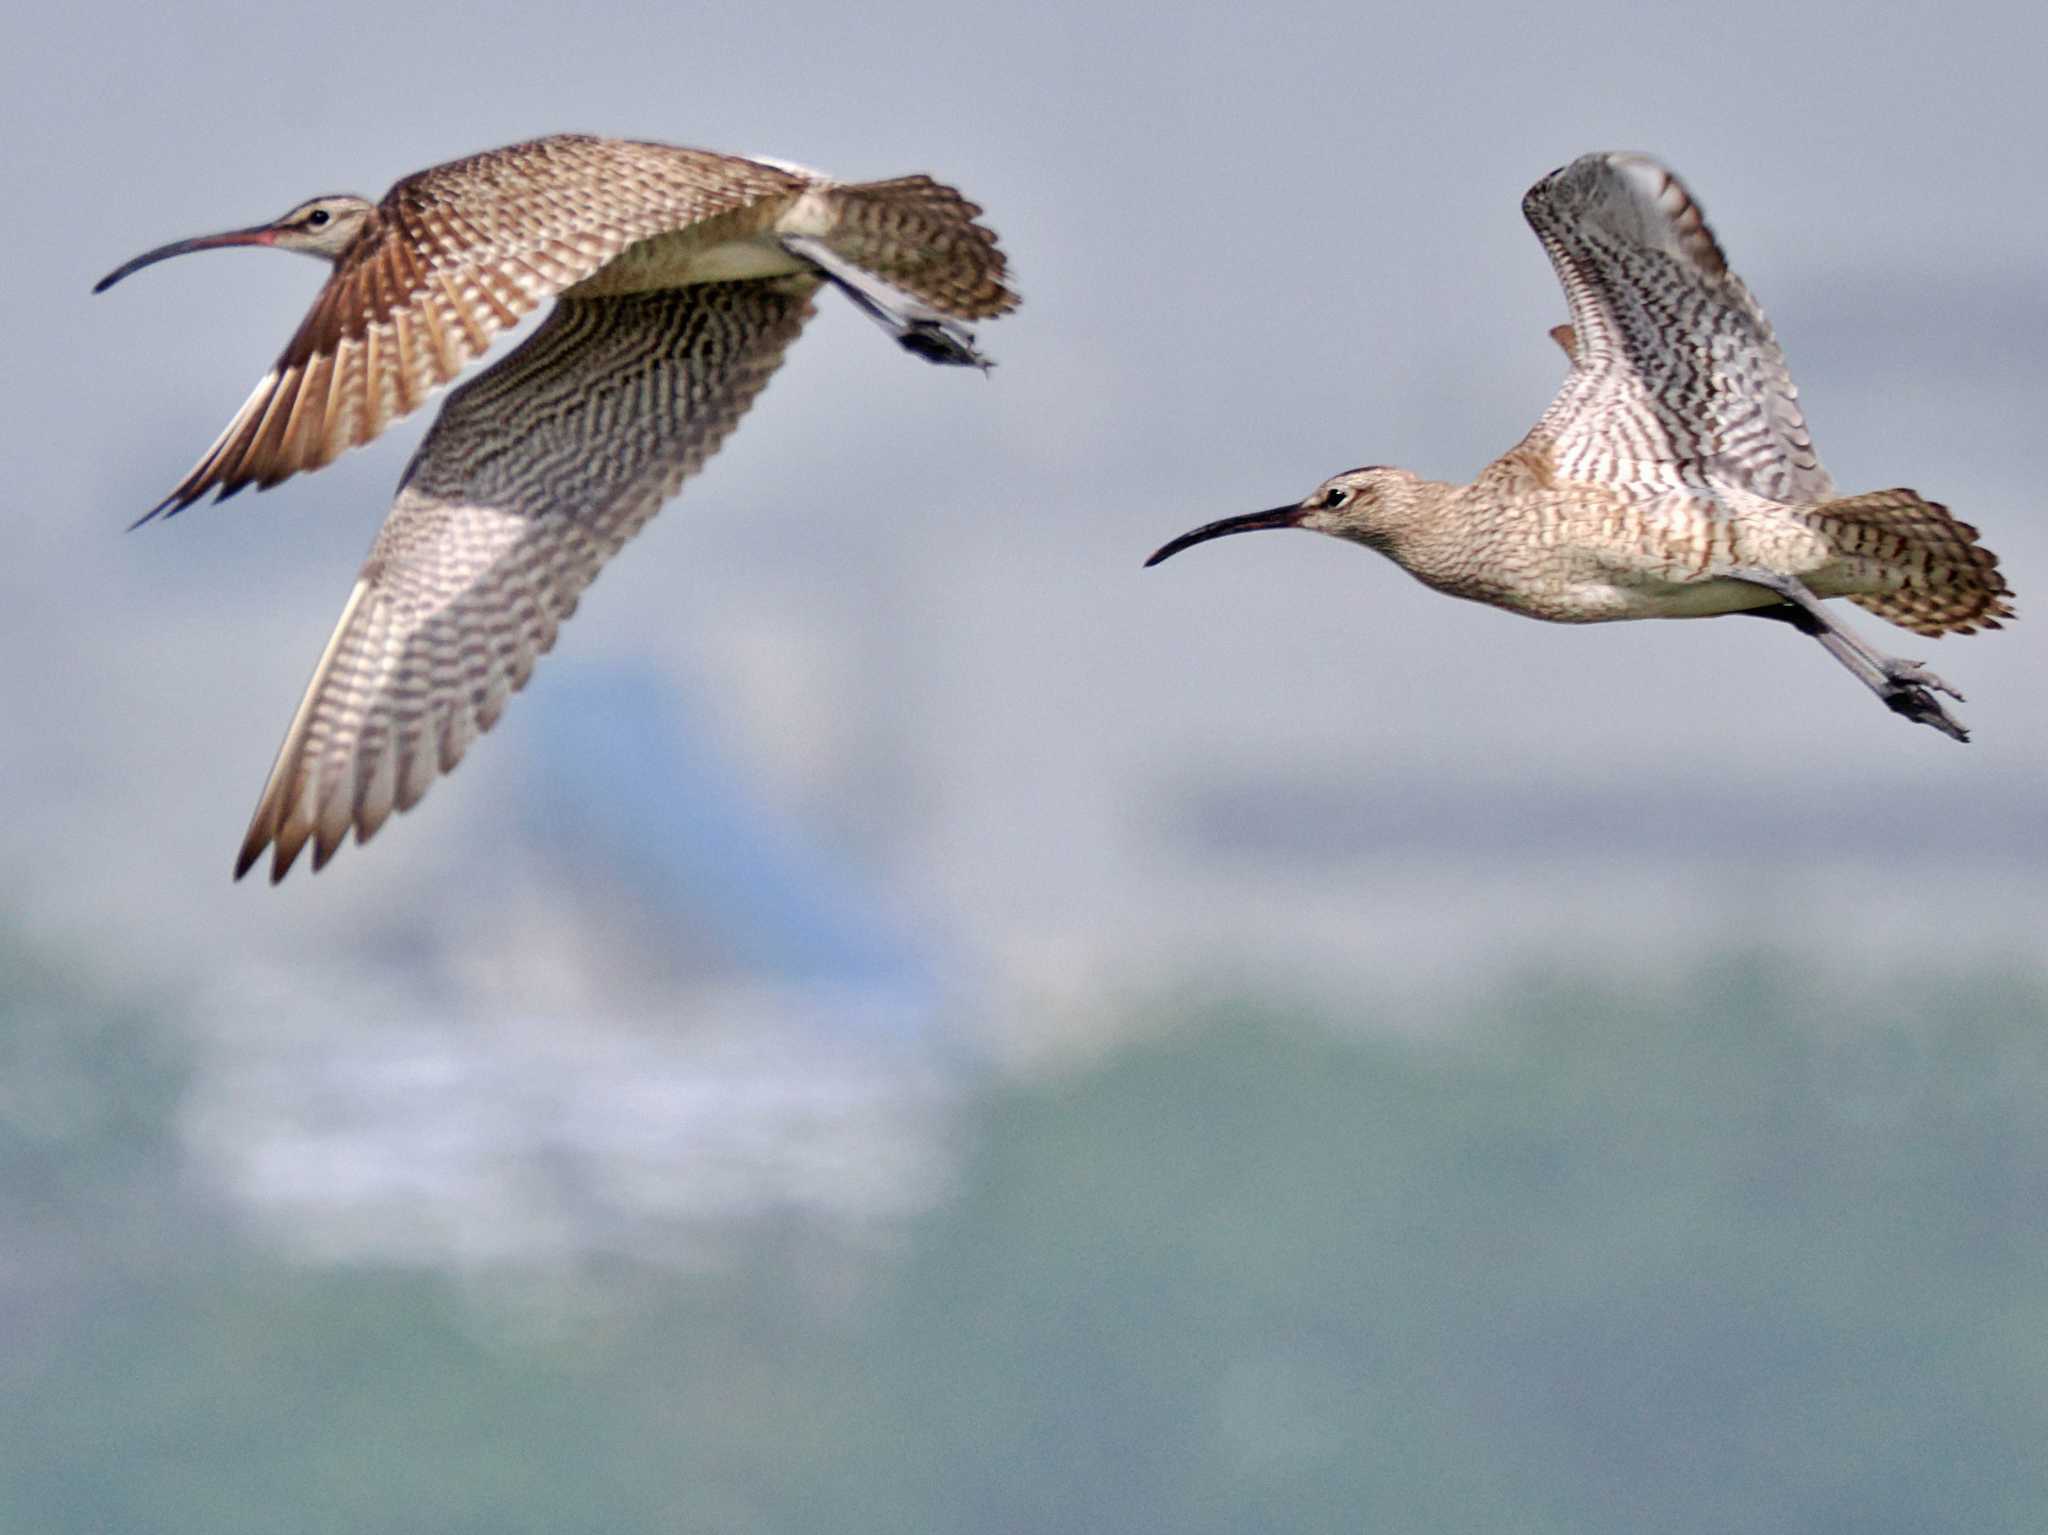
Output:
top-left (5, 0), bottom-right (2045, 1043)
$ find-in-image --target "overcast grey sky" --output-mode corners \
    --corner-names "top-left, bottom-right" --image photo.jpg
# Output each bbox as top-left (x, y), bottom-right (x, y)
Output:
top-left (5, 0), bottom-right (2044, 1023)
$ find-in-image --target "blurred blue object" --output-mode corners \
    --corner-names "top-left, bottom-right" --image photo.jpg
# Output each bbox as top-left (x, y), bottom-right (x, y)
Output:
top-left (524, 662), bottom-right (939, 1019)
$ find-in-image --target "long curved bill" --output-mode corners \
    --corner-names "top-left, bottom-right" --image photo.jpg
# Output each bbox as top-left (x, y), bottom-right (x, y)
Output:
top-left (93, 225), bottom-right (278, 294)
top-left (1144, 504), bottom-right (1303, 567)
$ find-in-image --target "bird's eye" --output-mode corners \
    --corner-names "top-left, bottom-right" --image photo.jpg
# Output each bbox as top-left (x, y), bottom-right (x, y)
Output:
top-left (1321, 488), bottom-right (1349, 509)
top-left (306, 208), bottom-right (330, 227)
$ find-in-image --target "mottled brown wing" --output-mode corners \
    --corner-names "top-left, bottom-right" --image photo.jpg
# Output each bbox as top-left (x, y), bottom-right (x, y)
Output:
top-left (235, 277), bottom-right (817, 882)
top-left (1520, 152), bottom-right (1834, 505)
top-left (149, 135), bottom-right (805, 520)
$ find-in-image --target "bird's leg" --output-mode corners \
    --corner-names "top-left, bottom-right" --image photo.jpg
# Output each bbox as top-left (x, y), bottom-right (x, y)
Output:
top-left (1729, 571), bottom-right (1970, 743)
top-left (779, 234), bottom-right (991, 369)
top-left (1732, 573), bottom-right (1964, 698)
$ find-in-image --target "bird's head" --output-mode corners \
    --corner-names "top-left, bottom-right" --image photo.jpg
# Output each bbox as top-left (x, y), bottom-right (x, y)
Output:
top-left (94, 194), bottom-right (376, 293)
top-left (1144, 466), bottom-right (1422, 567)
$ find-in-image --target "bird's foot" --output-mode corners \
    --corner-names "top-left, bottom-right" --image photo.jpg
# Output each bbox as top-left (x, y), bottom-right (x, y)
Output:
top-left (781, 232), bottom-right (994, 371)
top-left (1883, 659), bottom-right (1964, 702)
top-left (896, 316), bottom-right (992, 370)
top-left (1881, 680), bottom-right (1970, 743)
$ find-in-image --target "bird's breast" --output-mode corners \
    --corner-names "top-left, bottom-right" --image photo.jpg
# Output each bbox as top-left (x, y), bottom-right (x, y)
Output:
top-left (1407, 484), bottom-right (1791, 623)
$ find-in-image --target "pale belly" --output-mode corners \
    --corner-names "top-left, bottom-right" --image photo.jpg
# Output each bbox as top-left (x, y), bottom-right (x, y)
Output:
top-left (1580, 574), bottom-right (1788, 621)
top-left (562, 188), bottom-right (842, 297)
top-left (1471, 572), bottom-right (1784, 624)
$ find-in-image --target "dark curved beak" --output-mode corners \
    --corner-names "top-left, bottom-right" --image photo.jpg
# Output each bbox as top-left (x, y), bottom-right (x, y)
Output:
top-left (1144, 504), bottom-right (1303, 567)
top-left (92, 225), bottom-right (278, 294)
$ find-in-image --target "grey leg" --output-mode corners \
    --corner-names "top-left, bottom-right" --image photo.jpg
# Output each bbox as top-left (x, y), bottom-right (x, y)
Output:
top-left (1731, 574), bottom-right (1970, 743)
top-left (780, 234), bottom-right (991, 369)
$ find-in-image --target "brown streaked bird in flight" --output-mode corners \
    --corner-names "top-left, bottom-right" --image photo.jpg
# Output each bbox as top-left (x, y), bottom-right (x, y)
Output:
top-left (96, 133), bottom-right (1017, 882)
top-left (1147, 152), bottom-right (2013, 742)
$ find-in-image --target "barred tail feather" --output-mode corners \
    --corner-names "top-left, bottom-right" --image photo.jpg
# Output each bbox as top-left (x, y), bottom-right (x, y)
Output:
top-left (829, 175), bottom-right (1018, 321)
top-left (1809, 488), bottom-right (2015, 637)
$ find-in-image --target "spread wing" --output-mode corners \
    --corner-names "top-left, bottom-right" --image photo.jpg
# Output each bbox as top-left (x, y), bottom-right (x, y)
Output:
top-left (147, 135), bottom-right (806, 520)
top-left (1520, 152), bottom-right (1833, 504)
top-left (235, 277), bottom-right (818, 882)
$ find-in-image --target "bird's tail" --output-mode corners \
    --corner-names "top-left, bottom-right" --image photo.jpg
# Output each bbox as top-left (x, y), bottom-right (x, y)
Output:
top-left (826, 175), bottom-right (1019, 321)
top-left (1806, 488), bottom-right (2015, 636)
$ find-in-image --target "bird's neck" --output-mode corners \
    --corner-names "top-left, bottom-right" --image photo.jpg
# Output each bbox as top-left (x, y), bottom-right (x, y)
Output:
top-left (1356, 473), bottom-right (1530, 607)
top-left (1356, 473), bottom-right (1465, 561)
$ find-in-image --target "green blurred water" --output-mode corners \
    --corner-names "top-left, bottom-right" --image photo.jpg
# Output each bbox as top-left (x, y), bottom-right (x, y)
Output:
top-left (4, 936), bottom-right (2045, 1533)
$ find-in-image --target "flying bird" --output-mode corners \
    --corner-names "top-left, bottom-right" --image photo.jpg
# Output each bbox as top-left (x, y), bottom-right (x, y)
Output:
top-left (96, 134), bottom-right (1016, 881)
top-left (1147, 152), bottom-right (2012, 742)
